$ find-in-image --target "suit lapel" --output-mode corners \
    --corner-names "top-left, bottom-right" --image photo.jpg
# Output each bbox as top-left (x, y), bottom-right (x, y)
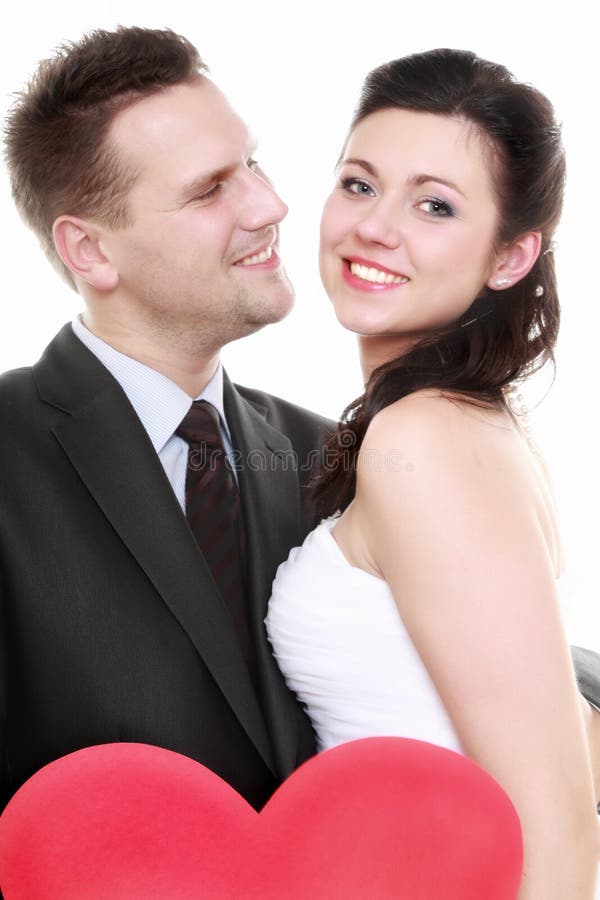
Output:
top-left (224, 375), bottom-right (306, 777)
top-left (34, 326), bottom-right (276, 774)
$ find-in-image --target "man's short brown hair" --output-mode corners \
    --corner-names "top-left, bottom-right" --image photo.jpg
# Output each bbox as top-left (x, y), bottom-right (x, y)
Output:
top-left (4, 26), bottom-right (206, 288)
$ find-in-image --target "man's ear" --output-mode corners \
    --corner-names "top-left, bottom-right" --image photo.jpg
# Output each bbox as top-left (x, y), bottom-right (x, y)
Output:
top-left (53, 216), bottom-right (119, 292)
top-left (486, 231), bottom-right (542, 292)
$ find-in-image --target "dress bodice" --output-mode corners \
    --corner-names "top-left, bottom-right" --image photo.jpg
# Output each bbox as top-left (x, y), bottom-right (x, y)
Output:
top-left (266, 517), bottom-right (463, 754)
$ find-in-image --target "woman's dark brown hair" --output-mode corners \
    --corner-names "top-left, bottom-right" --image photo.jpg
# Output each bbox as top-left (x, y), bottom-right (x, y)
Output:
top-left (313, 48), bottom-right (565, 515)
top-left (4, 27), bottom-right (205, 288)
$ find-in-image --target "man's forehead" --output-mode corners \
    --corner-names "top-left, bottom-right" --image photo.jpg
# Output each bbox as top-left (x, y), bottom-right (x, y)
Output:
top-left (107, 76), bottom-right (253, 186)
top-left (109, 76), bottom-right (243, 141)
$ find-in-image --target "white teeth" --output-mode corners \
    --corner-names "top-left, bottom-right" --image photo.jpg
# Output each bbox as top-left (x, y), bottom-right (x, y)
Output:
top-left (349, 262), bottom-right (407, 284)
top-left (237, 246), bottom-right (273, 266)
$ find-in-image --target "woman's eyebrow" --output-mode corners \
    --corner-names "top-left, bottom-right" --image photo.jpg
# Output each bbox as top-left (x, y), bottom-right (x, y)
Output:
top-left (340, 158), bottom-right (466, 199)
top-left (339, 157), bottom-right (378, 176)
top-left (407, 172), bottom-right (466, 198)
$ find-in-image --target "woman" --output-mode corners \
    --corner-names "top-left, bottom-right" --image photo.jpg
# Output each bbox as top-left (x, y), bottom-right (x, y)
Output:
top-left (266, 49), bottom-right (600, 898)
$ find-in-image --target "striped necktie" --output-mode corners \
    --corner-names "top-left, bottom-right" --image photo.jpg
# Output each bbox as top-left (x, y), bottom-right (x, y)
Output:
top-left (176, 401), bottom-right (256, 679)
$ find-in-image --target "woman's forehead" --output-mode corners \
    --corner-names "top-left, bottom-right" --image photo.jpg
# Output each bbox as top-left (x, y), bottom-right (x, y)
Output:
top-left (344, 109), bottom-right (496, 199)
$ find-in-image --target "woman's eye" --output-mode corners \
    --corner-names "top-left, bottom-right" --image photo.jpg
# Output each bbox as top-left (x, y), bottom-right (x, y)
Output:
top-left (340, 177), bottom-right (376, 197)
top-left (417, 198), bottom-right (454, 217)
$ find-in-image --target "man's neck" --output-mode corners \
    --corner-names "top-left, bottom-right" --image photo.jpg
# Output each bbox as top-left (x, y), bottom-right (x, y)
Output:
top-left (80, 312), bottom-right (221, 399)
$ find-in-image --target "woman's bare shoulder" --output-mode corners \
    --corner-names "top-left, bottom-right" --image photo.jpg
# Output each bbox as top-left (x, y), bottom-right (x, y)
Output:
top-left (357, 388), bottom-right (561, 572)
top-left (361, 389), bottom-right (513, 461)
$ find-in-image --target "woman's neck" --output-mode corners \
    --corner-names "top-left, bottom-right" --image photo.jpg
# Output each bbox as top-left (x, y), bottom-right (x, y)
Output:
top-left (358, 334), bottom-right (417, 382)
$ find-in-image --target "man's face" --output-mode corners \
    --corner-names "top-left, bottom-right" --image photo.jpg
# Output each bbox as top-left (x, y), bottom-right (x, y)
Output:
top-left (98, 76), bottom-right (294, 352)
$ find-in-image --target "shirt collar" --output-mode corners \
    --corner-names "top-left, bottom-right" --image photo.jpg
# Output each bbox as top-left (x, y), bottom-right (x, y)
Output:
top-left (71, 316), bottom-right (231, 454)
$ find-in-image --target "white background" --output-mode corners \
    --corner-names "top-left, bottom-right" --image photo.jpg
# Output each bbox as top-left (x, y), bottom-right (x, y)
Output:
top-left (1, 1), bottom-right (597, 645)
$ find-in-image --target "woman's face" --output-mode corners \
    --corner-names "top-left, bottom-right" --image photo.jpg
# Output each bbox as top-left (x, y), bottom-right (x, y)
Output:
top-left (319, 109), bottom-right (502, 355)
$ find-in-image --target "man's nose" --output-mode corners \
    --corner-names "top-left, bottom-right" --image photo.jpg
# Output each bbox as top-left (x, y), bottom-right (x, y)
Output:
top-left (239, 170), bottom-right (288, 231)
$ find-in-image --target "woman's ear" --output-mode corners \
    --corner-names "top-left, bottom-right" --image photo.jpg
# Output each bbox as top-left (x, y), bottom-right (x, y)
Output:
top-left (486, 231), bottom-right (542, 291)
top-left (53, 216), bottom-right (119, 292)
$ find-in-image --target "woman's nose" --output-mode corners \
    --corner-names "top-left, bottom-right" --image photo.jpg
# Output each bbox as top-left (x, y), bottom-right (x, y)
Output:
top-left (355, 203), bottom-right (403, 249)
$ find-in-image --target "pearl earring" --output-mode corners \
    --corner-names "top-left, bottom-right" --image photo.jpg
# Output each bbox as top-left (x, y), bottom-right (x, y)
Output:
top-left (495, 277), bottom-right (511, 288)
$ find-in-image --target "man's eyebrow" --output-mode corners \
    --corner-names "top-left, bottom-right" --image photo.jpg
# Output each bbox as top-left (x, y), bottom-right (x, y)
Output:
top-left (339, 158), bottom-right (466, 198)
top-left (177, 140), bottom-right (259, 202)
top-left (176, 165), bottom-right (234, 202)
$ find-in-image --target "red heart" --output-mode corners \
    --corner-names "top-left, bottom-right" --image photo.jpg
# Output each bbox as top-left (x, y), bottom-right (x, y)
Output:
top-left (0, 738), bottom-right (522, 898)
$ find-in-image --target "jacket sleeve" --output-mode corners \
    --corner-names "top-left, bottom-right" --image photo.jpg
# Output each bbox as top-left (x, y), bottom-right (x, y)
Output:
top-left (572, 645), bottom-right (600, 712)
top-left (0, 565), bottom-right (9, 810)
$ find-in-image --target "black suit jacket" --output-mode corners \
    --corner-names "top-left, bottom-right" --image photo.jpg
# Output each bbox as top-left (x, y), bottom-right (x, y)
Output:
top-left (1, 326), bottom-right (598, 813)
top-left (0, 325), bottom-right (333, 810)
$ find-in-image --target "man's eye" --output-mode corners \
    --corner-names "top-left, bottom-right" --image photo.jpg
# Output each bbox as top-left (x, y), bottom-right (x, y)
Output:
top-left (339, 177), bottom-right (376, 197)
top-left (193, 184), bottom-right (221, 202)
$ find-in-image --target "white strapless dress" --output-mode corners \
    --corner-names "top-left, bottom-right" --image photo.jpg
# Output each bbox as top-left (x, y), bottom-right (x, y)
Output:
top-left (267, 518), bottom-right (600, 897)
top-left (266, 516), bottom-right (462, 755)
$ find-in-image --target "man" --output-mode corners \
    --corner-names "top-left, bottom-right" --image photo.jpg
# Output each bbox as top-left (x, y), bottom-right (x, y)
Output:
top-left (0, 26), bottom-right (331, 812)
top-left (1, 26), bottom-right (598, 814)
